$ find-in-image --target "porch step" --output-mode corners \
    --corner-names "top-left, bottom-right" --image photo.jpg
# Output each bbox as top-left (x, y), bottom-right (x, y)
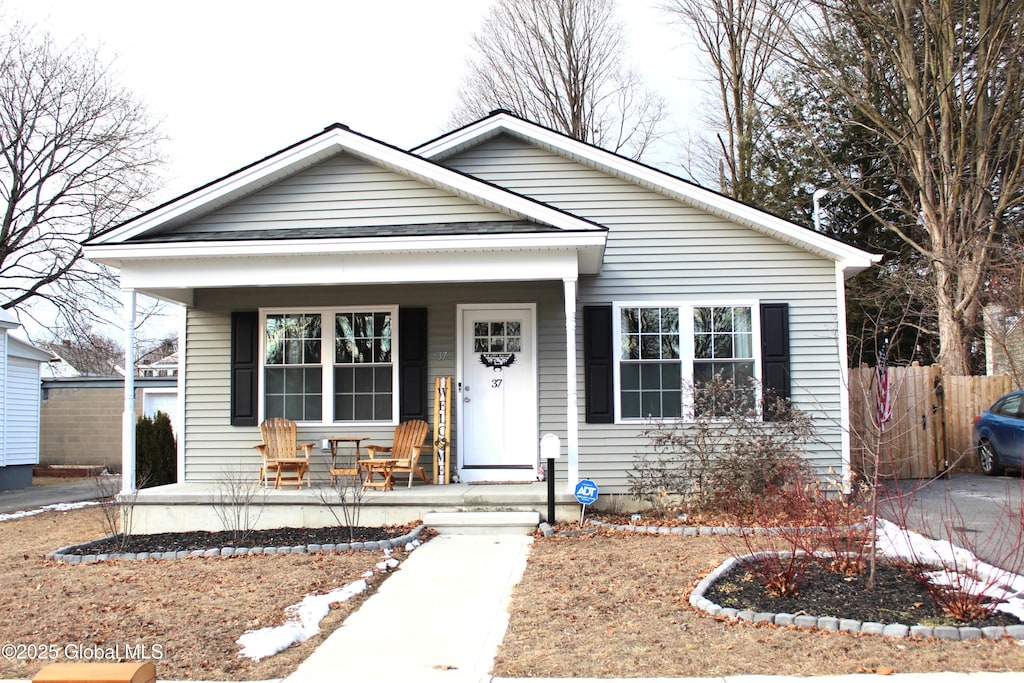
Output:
top-left (423, 511), bottom-right (540, 535)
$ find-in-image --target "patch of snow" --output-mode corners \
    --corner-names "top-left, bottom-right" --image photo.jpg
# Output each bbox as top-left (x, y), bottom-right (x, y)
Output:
top-left (237, 542), bottom-right (420, 661)
top-left (0, 500), bottom-right (99, 523)
top-left (876, 518), bottom-right (1024, 621)
top-left (236, 579), bottom-right (368, 661)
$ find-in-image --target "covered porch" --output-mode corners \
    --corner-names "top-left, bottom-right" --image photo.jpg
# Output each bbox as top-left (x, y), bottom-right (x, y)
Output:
top-left (127, 480), bottom-right (581, 534)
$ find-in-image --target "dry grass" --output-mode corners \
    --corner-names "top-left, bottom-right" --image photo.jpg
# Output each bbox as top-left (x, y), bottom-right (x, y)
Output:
top-left (0, 506), bottom-right (403, 681)
top-left (493, 530), bottom-right (1024, 678)
top-left (3, 505), bottom-right (1024, 681)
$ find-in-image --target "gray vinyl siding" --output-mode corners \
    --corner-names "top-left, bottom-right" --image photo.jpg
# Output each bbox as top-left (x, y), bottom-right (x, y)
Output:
top-left (443, 135), bottom-right (847, 488)
top-left (181, 282), bottom-right (568, 482)
top-left (171, 152), bottom-right (512, 236)
top-left (4, 356), bottom-right (42, 466)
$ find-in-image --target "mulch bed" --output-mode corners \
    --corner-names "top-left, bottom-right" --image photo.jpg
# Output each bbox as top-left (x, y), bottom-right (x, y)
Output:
top-left (62, 524), bottom-right (414, 555)
top-left (705, 559), bottom-right (1021, 627)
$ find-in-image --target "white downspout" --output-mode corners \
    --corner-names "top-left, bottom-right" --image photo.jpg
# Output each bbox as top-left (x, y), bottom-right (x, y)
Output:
top-left (563, 277), bottom-right (580, 493)
top-left (121, 289), bottom-right (137, 495)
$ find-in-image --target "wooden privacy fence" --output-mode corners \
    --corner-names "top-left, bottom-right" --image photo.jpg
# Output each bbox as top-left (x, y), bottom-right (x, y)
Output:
top-left (849, 364), bottom-right (1011, 479)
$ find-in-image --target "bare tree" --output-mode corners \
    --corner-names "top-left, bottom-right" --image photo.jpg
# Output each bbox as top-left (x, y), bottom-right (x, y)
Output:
top-left (783, 0), bottom-right (1024, 376)
top-left (0, 21), bottom-right (163, 332)
top-left (450, 0), bottom-right (666, 159)
top-left (662, 0), bottom-right (799, 201)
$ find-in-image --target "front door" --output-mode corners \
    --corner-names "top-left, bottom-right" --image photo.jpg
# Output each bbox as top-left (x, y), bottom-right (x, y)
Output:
top-left (458, 305), bottom-right (537, 482)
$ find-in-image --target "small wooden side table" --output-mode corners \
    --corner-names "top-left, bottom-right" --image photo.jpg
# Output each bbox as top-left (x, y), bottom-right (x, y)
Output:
top-left (359, 458), bottom-right (398, 491)
top-left (327, 436), bottom-right (367, 486)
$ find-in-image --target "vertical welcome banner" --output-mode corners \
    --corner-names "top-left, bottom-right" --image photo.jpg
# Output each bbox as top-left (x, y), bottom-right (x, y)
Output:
top-left (433, 377), bottom-right (452, 484)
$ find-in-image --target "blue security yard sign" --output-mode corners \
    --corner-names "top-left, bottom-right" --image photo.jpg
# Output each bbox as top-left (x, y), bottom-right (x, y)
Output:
top-left (574, 479), bottom-right (599, 505)
top-left (574, 479), bottom-right (599, 527)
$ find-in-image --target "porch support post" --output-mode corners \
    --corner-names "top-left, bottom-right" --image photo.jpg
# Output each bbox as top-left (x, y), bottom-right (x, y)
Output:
top-left (563, 277), bottom-right (580, 493)
top-left (121, 289), bottom-right (137, 495)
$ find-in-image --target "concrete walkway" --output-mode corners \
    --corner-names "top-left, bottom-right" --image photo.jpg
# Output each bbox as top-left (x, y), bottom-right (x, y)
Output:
top-left (284, 533), bottom-right (532, 683)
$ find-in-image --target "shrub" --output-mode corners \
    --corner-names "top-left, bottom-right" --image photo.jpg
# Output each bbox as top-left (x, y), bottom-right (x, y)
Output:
top-left (628, 376), bottom-right (818, 518)
top-left (136, 411), bottom-right (176, 488)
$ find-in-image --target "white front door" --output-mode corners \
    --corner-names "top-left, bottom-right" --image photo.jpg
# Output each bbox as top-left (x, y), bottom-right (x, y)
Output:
top-left (457, 305), bottom-right (538, 482)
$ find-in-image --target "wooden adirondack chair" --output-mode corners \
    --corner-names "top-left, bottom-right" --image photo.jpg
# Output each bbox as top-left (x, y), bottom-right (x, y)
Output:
top-left (254, 418), bottom-right (314, 489)
top-left (363, 420), bottom-right (430, 488)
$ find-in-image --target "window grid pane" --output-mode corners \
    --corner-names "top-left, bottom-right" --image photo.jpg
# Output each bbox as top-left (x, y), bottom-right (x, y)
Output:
top-left (264, 313), bottom-right (323, 421)
top-left (693, 305), bottom-right (755, 417)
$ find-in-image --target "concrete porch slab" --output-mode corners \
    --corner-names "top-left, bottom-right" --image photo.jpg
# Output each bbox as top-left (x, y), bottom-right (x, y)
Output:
top-left (123, 481), bottom-right (576, 533)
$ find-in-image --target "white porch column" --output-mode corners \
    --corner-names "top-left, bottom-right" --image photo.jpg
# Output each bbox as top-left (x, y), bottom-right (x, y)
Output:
top-left (563, 277), bottom-right (580, 493)
top-left (121, 289), bottom-right (137, 495)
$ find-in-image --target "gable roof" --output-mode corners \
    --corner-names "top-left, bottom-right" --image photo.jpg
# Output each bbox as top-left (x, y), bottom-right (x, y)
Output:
top-left (413, 111), bottom-right (880, 277)
top-left (87, 123), bottom-right (605, 246)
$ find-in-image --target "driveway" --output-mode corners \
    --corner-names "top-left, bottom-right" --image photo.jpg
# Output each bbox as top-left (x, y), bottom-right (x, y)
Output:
top-left (880, 472), bottom-right (1024, 572)
top-left (0, 475), bottom-right (119, 515)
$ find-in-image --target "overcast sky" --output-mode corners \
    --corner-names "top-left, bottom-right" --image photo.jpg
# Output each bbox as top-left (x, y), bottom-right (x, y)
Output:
top-left (7, 0), bottom-right (702, 202)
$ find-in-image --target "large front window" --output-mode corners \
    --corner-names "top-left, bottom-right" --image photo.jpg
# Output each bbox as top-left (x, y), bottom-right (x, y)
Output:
top-left (262, 307), bottom-right (396, 423)
top-left (614, 302), bottom-right (759, 421)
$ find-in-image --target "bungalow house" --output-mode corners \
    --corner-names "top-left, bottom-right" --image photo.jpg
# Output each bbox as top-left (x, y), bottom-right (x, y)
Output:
top-left (82, 112), bottom-right (878, 530)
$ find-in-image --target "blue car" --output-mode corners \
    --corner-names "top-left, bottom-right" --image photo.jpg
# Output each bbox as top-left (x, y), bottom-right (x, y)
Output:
top-left (974, 390), bottom-right (1024, 475)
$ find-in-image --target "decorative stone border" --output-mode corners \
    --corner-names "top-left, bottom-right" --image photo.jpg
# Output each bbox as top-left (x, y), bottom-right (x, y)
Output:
top-left (566, 520), bottom-right (1024, 641)
top-left (690, 553), bottom-right (1024, 642)
top-left (47, 525), bottom-right (426, 564)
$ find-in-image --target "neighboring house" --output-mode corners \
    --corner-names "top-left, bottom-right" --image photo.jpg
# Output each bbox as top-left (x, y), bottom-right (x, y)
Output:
top-left (0, 311), bottom-right (52, 490)
top-left (83, 112), bottom-right (878, 495)
top-left (984, 305), bottom-right (1024, 389)
top-left (138, 339), bottom-right (179, 378)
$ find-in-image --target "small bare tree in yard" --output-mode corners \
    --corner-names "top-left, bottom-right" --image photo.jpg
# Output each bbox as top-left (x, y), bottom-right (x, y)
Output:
top-left (0, 20), bottom-right (162, 334)
top-left (450, 0), bottom-right (666, 160)
top-left (210, 464), bottom-right (266, 543)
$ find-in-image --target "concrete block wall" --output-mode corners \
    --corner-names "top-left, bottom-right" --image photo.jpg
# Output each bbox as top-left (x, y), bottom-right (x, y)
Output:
top-left (39, 379), bottom-right (174, 473)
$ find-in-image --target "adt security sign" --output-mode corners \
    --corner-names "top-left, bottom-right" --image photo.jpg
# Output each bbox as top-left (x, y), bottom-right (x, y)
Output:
top-left (574, 479), bottom-right (599, 505)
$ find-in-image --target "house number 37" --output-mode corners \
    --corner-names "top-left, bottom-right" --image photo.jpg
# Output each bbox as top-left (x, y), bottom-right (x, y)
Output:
top-left (491, 379), bottom-right (503, 388)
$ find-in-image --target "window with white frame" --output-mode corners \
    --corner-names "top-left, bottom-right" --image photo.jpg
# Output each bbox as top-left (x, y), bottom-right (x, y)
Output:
top-left (262, 307), bottom-right (396, 423)
top-left (614, 302), bottom-right (759, 421)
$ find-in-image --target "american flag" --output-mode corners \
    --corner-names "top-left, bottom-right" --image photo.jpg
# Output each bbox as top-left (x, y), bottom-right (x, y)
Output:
top-left (875, 336), bottom-right (892, 430)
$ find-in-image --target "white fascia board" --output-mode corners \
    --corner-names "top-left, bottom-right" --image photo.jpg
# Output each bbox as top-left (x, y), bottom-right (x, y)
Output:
top-left (416, 115), bottom-right (881, 277)
top-left (84, 230), bottom-right (607, 264)
top-left (95, 126), bottom-right (602, 245)
top-left (116, 248), bottom-right (583, 292)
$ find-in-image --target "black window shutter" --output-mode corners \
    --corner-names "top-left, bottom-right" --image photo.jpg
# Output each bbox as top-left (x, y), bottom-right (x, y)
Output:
top-left (230, 311), bottom-right (259, 427)
top-left (583, 305), bottom-right (614, 424)
top-left (399, 307), bottom-right (429, 422)
top-left (760, 302), bottom-right (791, 418)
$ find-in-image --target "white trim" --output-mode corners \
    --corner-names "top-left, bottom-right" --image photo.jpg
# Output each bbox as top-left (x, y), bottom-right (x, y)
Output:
top-left (86, 232), bottom-right (606, 266)
top-left (90, 126), bottom-right (604, 246)
top-left (121, 290), bottom-right (137, 495)
top-left (455, 303), bottom-right (539, 483)
top-left (257, 306), bottom-right (400, 427)
top-left (110, 250), bottom-right (586, 307)
top-left (611, 300), bottom-right (762, 424)
top-left (563, 279), bottom-right (580, 493)
top-left (835, 263), bottom-right (853, 493)
top-left (175, 307), bottom-right (186, 484)
top-left (415, 114), bottom-right (880, 277)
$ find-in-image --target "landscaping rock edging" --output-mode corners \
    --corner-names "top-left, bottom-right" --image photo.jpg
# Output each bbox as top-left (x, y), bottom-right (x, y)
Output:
top-left (588, 519), bottom-right (1024, 642)
top-left (691, 553), bottom-right (1024, 642)
top-left (47, 525), bottom-right (426, 564)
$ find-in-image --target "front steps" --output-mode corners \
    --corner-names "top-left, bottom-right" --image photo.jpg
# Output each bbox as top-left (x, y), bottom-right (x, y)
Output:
top-left (424, 511), bottom-right (541, 535)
